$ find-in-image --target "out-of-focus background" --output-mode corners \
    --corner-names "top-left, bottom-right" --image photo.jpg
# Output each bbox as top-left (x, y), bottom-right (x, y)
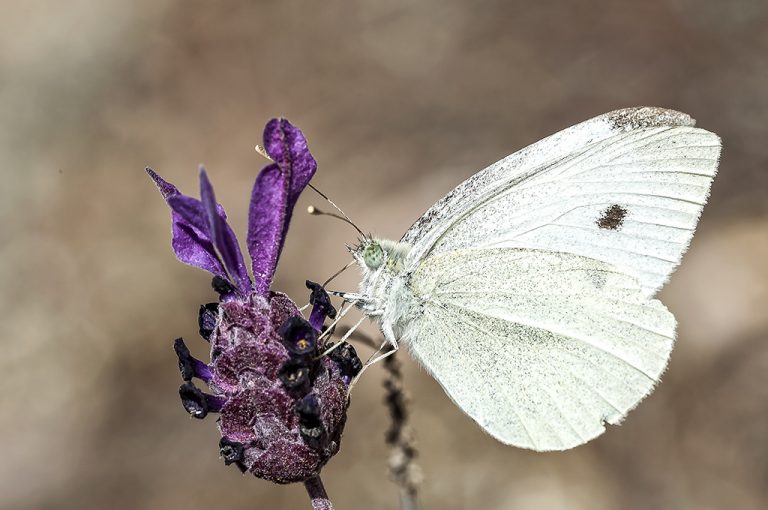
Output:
top-left (1, 1), bottom-right (767, 509)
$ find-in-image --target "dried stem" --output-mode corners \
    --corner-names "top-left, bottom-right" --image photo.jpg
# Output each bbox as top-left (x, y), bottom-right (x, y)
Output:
top-left (339, 326), bottom-right (423, 510)
top-left (383, 352), bottom-right (422, 510)
top-left (303, 475), bottom-right (333, 510)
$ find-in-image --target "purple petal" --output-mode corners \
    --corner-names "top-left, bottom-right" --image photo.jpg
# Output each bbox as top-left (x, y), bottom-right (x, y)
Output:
top-left (198, 303), bottom-right (219, 341)
top-left (179, 382), bottom-right (226, 419)
top-left (327, 343), bottom-right (363, 384)
top-left (219, 437), bottom-right (245, 466)
top-left (174, 338), bottom-right (213, 383)
top-left (146, 167), bottom-right (179, 199)
top-left (278, 316), bottom-right (318, 356)
top-left (247, 120), bottom-right (317, 295)
top-left (199, 168), bottom-right (251, 293)
top-left (148, 167), bottom-right (229, 219)
top-left (167, 194), bottom-right (210, 232)
top-left (247, 163), bottom-right (290, 296)
top-left (305, 281), bottom-right (336, 332)
top-left (165, 186), bottom-right (250, 296)
top-left (263, 119), bottom-right (318, 210)
top-left (147, 168), bottom-right (229, 281)
top-left (172, 221), bottom-right (229, 280)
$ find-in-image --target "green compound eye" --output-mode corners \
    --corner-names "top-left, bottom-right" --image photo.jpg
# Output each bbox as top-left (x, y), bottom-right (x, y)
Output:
top-left (362, 243), bottom-right (384, 269)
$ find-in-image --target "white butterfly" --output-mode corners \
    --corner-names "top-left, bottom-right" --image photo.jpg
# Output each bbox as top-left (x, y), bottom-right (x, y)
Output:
top-left (334, 107), bottom-right (721, 451)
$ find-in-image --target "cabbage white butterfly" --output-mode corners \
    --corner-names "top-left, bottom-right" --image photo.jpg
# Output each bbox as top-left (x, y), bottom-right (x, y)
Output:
top-left (333, 107), bottom-right (721, 451)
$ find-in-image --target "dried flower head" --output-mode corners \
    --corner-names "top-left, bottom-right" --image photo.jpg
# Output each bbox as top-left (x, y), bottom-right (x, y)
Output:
top-left (148, 119), bottom-right (361, 484)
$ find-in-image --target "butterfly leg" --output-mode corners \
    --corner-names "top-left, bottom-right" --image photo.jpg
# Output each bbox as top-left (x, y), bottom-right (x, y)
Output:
top-left (316, 301), bottom-right (357, 343)
top-left (346, 340), bottom-right (399, 396)
top-left (329, 290), bottom-right (366, 303)
top-left (319, 315), bottom-right (366, 357)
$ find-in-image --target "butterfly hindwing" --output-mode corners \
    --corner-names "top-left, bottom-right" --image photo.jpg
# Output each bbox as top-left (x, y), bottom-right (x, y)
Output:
top-left (403, 248), bottom-right (675, 451)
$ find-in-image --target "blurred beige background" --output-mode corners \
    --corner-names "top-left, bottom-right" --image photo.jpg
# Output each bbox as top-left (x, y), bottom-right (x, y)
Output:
top-left (1, 1), bottom-right (767, 509)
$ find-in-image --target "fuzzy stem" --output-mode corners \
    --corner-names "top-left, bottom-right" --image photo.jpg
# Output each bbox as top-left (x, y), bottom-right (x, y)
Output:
top-left (304, 475), bottom-right (333, 510)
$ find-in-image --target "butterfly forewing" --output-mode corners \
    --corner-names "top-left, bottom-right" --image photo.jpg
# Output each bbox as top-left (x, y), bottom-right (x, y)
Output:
top-left (401, 108), bottom-right (720, 296)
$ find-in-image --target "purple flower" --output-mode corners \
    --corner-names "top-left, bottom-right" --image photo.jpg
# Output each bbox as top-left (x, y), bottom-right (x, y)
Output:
top-left (147, 119), bottom-right (361, 484)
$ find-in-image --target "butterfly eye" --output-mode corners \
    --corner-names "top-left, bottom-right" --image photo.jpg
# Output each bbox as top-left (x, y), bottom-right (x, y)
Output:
top-left (362, 242), bottom-right (385, 269)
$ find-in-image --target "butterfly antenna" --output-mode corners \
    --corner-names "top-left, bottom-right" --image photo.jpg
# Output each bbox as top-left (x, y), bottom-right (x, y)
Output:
top-left (307, 183), bottom-right (366, 238)
top-left (322, 260), bottom-right (356, 287)
top-left (254, 144), bottom-right (273, 161)
top-left (255, 146), bottom-right (365, 237)
top-left (307, 205), bottom-right (361, 231)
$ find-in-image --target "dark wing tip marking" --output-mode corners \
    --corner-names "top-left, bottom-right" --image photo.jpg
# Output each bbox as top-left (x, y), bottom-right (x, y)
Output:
top-left (606, 107), bottom-right (696, 131)
top-left (597, 204), bottom-right (627, 230)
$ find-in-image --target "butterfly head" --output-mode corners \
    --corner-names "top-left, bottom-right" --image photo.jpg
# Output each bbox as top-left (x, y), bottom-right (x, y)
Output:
top-left (349, 237), bottom-right (410, 276)
top-left (350, 237), bottom-right (385, 271)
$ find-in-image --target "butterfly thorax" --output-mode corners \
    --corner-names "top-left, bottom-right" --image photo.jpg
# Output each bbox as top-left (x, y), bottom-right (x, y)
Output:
top-left (350, 237), bottom-right (416, 342)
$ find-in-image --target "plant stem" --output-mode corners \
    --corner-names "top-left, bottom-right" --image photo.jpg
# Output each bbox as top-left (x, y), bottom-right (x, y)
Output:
top-left (340, 326), bottom-right (423, 510)
top-left (383, 353), bottom-right (422, 510)
top-left (304, 475), bottom-right (333, 510)
top-left (399, 489), bottom-right (419, 510)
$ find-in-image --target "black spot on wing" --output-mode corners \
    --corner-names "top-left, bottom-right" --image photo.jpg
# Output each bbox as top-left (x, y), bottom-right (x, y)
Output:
top-left (597, 204), bottom-right (627, 230)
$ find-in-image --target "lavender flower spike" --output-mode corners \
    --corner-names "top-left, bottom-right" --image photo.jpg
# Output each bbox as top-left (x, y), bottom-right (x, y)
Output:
top-left (147, 119), bottom-right (359, 489)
